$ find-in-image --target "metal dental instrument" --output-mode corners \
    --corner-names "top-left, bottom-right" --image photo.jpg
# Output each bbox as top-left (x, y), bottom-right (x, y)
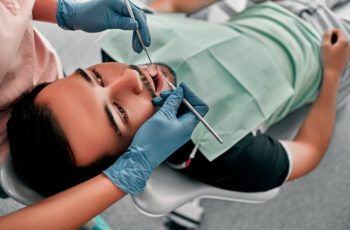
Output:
top-left (124, 0), bottom-right (223, 144)
top-left (163, 77), bottom-right (224, 144)
top-left (124, 0), bottom-right (152, 64)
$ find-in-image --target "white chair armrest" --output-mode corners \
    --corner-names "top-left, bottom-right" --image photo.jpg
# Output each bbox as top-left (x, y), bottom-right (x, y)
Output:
top-left (131, 163), bottom-right (279, 217)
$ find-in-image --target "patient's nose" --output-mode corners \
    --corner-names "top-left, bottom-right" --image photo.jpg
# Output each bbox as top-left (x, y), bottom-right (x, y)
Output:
top-left (109, 69), bottom-right (143, 95)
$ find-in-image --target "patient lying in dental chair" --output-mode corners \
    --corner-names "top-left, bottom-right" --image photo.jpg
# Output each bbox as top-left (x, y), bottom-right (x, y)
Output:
top-left (6, 0), bottom-right (350, 197)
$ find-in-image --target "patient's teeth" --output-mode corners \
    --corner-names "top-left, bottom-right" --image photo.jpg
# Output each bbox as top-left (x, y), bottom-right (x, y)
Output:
top-left (146, 64), bottom-right (158, 76)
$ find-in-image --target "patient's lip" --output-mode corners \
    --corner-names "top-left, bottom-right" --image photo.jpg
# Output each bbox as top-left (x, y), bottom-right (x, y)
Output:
top-left (154, 68), bottom-right (164, 94)
top-left (138, 66), bottom-right (156, 92)
top-left (147, 65), bottom-right (166, 94)
top-left (144, 64), bottom-right (164, 94)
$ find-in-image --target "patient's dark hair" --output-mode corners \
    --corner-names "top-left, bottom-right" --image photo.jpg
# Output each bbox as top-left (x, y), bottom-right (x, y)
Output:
top-left (7, 83), bottom-right (117, 197)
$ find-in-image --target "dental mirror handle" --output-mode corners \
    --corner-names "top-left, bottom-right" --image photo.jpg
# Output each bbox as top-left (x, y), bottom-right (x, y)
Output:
top-left (124, 0), bottom-right (153, 64)
top-left (164, 77), bottom-right (224, 144)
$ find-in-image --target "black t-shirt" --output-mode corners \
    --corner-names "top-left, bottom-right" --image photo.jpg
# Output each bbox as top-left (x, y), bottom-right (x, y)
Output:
top-left (168, 132), bottom-right (290, 192)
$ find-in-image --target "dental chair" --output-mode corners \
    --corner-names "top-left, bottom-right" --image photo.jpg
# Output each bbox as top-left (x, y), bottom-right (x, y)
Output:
top-left (131, 163), bottom-right (279, 228)
top-left (0, 155), bottom-right (43, 205)
top-left (0, 152), bottom-right (279, 229)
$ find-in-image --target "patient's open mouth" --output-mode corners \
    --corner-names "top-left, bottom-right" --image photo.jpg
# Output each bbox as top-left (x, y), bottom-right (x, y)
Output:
top-left (130, 64), bottom-right (159, 97)
top-left (151, 75), bottom-right (158, 91)
top-left (151, 73), bottom-right (164, 94)
top-left (148, 65), bottom-right (164, 94)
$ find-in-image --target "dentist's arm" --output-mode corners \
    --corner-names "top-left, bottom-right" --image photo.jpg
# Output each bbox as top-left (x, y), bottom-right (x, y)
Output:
top-left (0, 174), bottom-right (126, 230)
top-left (282, 30), bottom-right (350, 181)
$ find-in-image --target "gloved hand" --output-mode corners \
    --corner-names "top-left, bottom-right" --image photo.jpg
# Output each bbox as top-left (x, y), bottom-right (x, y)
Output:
top-left (152, 90), bottom-right (172, 107)
top-left (56, 0), bottom-right (150, 53)
top-left (103, 83), bottom-right (209, 194)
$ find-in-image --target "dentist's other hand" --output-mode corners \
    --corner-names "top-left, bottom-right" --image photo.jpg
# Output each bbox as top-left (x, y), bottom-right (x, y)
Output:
top-left (56, 0), bottom-right (150, 52)
top-left (103, 83), bottom-right (208, 194)
top-left (134, 82), bottom-right (209, 169)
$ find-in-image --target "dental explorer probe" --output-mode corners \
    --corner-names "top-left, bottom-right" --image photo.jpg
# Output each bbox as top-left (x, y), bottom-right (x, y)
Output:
top-left (124, 0), bottom-right (224, 144)
top-left (162, 77), bottom-right (224, 144)
top-left (124, 0), bottom-right (152, 64)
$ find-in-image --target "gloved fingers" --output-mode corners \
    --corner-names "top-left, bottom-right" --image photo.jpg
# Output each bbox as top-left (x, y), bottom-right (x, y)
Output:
top-left (180, 82), bottom-right (209, 117)
top-left (152, 97), bottom-right (163, 106)
top-left (118, 0), bottom-right (140, 15)
top-left (192, 104), bottom-right (209, 117)
top-left (158, 87), bottom-right (184, 119)
top-left (118, 0), bottom-right (150, 52)
top-left (111, 13), bottom-right (138, 30)
top-left (191, 103), bottom-right (209, 117)
top-left (160, 90), bottom-right (173, 98)
top-left (180, 82), bottom-right (206, 106)
top-left (177, 110), bottom-right (200, 130)
top-left (132, 31), bottom-right (143, 53)
top-left (131, 5), bottom-right (151, 47)
top-left (152, 90), bottom-right (172, 106)
top-left (115, 0), bottom-right (135, 15)
top-left (177, 105), bottom-right (209, 128)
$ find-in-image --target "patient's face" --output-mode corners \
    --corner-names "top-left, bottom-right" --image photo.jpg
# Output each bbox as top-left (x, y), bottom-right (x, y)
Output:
top-left (35, 62), bottom-right (174, 166)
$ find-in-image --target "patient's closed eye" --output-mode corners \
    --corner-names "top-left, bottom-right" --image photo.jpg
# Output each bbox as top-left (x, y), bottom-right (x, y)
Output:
top-left (92, 69), bottom-right (104, 87)
top-left (114, 102), bottom-right (128, 122)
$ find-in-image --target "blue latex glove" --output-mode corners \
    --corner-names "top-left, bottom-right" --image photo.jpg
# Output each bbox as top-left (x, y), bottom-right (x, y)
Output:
top-left (56, 0), bottom-right (150, 53)
top-left (103, 83), bottom-right (209, 194)
top-left (152, 90), bottom-right (172, 107)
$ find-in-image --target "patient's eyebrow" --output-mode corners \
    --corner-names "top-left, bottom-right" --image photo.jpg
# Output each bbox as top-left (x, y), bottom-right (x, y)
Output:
top-left (105, 106), bottom-right (122, 137)
top-left (75, 68), bottom-right (122, 137)
top-left (76, 68), bottom-right (92, 83)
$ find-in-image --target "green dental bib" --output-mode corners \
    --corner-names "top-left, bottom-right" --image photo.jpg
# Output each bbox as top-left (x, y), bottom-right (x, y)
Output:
top-left (98, 3), bottom-right (321, 161)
